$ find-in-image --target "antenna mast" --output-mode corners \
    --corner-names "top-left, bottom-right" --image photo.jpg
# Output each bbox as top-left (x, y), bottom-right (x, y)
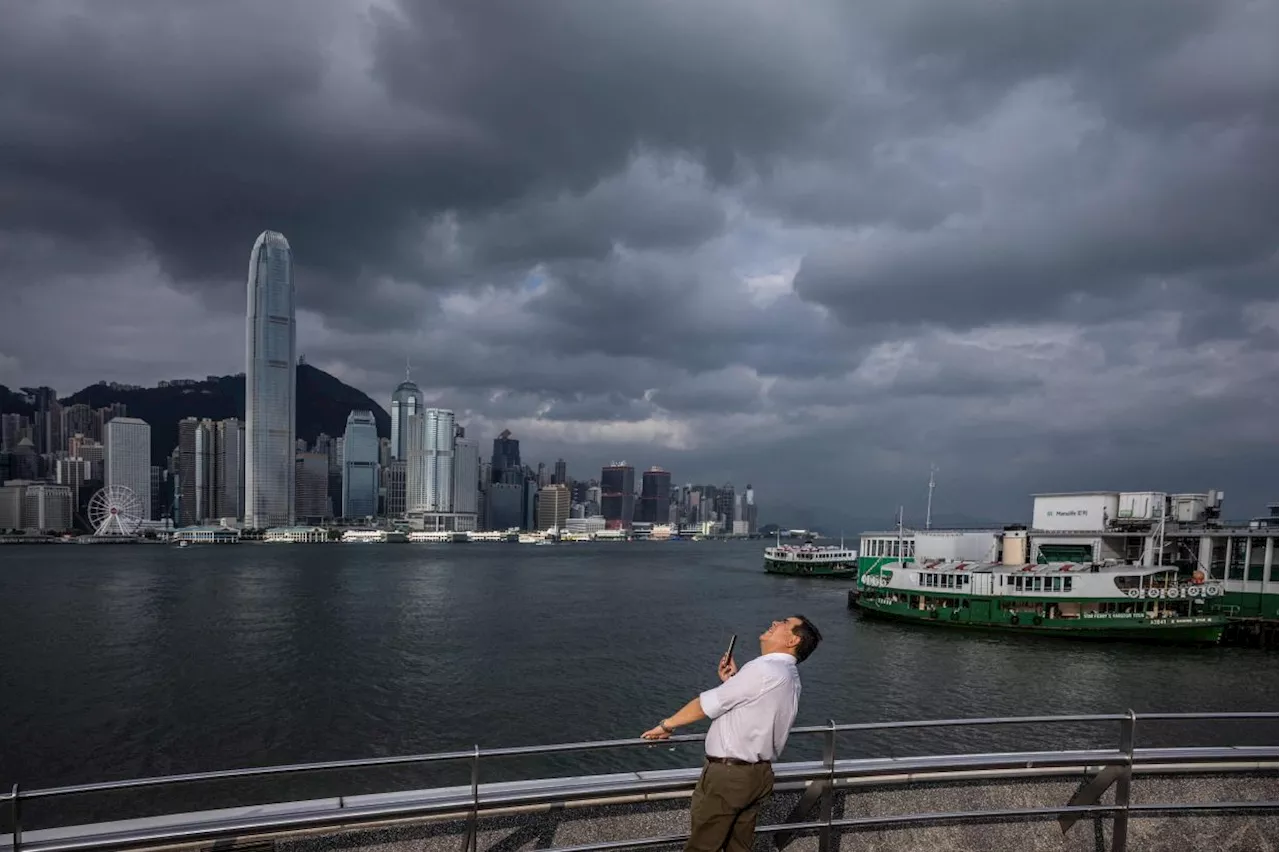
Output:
top-left (925, 464), bottom-right (938, 530)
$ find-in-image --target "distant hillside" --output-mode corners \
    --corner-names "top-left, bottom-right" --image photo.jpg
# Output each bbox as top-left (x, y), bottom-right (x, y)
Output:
top-left (61, 365), bottom-right (389, 464)
top-left (0, 385), bottom-right (36, 418)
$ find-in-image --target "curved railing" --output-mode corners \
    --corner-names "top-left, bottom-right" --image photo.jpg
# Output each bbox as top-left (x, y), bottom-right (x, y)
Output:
top-left (3, 711), bottom-right (1276, 852)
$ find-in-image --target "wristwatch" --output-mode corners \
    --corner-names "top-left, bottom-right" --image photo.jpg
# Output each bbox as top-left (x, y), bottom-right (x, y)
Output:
top-left (659, 719), bottom-right (674, 733)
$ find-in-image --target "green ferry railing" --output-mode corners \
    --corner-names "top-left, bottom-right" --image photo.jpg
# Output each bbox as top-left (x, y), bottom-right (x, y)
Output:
top-left (3, 711), bottom-right (1276, 852)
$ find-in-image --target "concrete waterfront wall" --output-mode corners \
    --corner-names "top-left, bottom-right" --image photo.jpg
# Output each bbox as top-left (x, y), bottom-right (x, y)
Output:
top-left (271, 771), bottom-right (1278, 852)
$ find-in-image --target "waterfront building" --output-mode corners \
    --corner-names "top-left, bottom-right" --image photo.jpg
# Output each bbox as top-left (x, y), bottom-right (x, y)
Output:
top-left (178, 418), bottom-right (216, 525)
top-left (601, 462), bottom-right (635, 529)
top-left (490, 430), bottom-right (522, 484)
top-left (639, 466), bottom-right (671, 525)
top-left (263, 526), bottom-right (328, 543)
top-left (341, 410), bottom-right (379, 519)
top-left (294, 452), bottom-right (331, 521)
top-left (172, 526), bottom-right (241, 544)
top-left (216, 418), bottom-right (245, 521)
top-left (406, 408), bottom-right (455, 513)
top-left (536, 484), bottom-right (570, 532)
top-left (453, 432), bottom-right (480, 516)
top-left (104, 417), bottom-right (152, 521)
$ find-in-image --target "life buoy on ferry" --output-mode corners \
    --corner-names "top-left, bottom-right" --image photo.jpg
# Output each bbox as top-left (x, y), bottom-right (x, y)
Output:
top-left (1192, 570), bottom-right (1205, 585)
top-left (1126, 589), bottom-right (1141, 599)
top-left (929, 610), bottom-right (939, 620)
top-left (1032, 615), bottom-right (1043, 626)
top-left (1010, 614), bottom-right (1021, 625)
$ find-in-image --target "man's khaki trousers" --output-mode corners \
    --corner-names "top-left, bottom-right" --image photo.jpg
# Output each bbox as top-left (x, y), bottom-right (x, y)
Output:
top-left (685, 759), bottom-right (775, 852)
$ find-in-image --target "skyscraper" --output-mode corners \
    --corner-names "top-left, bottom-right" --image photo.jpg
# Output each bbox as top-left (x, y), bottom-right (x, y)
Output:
top-left (536, 484), bottom-right (570, 532)
top-left (639, 466), bottom-right (671, 524)
top-left (104, 417), bottom-right (152, 521)
top-left (217, 418), bottom-right (246, 521)
top-left (553, 458), bottom-right (567, 486)
top-left (342, 410), bottom-right (379, 518)
top-left (294, 452), bottom-right (331, 520)
top-left (406, 408), bottom-right (455, 512)
top-left (178, 417), bottom-right (217, 525)
top-left (244, 230), bottom-right (296, 528)
top-left (491, 430), bottom-right (521, 484)
top-left (601, 462), bottom-right (636, 529)
top-left (453, 432), bottom-right (480, 516)
top-left (390, 370), bottom-right (421, 461)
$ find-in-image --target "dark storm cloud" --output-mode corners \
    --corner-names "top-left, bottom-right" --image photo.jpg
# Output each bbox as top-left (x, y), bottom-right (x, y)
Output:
top-left (0, 0), bottom-right (1275, 528)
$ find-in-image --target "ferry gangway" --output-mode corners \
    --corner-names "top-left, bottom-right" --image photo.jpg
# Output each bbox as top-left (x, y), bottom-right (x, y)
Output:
top-left (3, 711), bottom-right (1276, 852)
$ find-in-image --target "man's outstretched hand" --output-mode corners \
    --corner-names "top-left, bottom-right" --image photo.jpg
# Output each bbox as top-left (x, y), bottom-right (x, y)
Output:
top-left (641, 724), bottom-right (671, 740)
top-left (718, 654), bottom-right (737, 683)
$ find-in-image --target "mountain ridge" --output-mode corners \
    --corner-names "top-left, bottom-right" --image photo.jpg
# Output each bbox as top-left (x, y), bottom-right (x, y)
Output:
top-left (1, 366), bottom-right (389, 465)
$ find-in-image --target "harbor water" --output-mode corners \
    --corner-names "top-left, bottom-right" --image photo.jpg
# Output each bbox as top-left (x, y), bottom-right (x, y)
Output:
top-left (1, 540), bottom-right (1275, 825)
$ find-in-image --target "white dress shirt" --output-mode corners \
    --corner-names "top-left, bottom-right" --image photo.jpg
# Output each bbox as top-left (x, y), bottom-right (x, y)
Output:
top-left (698, 652), bottom-right (800, 763)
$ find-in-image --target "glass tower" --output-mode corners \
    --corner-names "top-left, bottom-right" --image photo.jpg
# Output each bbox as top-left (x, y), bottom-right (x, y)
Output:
top-left (244, 230), bottom-right (296, 528)
top-left (342, 410), bottom-right (380, 518)
top-left (390, 376), bottom-right (421, 460)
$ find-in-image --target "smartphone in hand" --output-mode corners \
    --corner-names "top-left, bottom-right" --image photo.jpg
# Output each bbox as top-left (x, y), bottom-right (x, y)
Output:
top-left (724, 633), bottom-right (737, 662)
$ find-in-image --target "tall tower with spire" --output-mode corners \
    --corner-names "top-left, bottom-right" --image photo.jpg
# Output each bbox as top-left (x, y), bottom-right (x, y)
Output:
top-left (390, 359), bottom-right (422, 461)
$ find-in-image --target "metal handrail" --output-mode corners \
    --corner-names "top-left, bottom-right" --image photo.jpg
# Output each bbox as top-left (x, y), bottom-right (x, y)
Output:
top-left (26, 710), bottom-right (1269, 802)
top-left (6, 711), bottom-right (1276, 852)
top-left (17, 735), bottom-right (708, 801)
top-left (14, 713), bottom-right (1168, 801)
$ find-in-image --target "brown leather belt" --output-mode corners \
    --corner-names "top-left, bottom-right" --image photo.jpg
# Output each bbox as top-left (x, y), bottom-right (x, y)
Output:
top-left (705, 755), bottom-right (770, 766)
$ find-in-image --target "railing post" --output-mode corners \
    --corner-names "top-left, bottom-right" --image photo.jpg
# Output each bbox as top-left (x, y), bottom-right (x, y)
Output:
top-left (461, 745), bottom-right (479, 852)
top-left (1113, 711), bottom-right (1136, 852)
top-left (819, 720), bottom-right (836, 852)
top-left (10, 784), bottom-right (20, 852)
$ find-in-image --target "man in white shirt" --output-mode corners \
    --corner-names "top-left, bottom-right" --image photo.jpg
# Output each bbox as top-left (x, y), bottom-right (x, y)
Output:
top-left (641, 615), bottom-right (822, 852)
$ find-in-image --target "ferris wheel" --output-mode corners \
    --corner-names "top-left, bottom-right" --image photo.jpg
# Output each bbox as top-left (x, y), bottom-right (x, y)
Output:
top-left (88, 485), bottom-right (145, 536)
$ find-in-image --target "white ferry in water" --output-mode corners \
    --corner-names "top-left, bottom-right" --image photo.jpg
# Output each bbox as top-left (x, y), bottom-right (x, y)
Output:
top-left (764, 538), bottom-right (858, 578)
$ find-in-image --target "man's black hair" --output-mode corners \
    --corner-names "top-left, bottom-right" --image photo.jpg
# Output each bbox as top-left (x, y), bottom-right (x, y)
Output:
top-left (790, 615), bottom-right (822, 663)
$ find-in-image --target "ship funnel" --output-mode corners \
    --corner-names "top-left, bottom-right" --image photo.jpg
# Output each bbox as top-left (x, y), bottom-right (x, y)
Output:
top-left (1002, 524), bottom-right (1027, 566)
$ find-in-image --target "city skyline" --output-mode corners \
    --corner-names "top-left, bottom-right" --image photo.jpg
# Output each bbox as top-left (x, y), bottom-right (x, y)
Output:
top-left (0, 1), bottom-right (1274, 528)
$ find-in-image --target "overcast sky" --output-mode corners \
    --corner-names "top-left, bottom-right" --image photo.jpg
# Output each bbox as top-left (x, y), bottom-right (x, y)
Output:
top-left (1, 0), bottom-right (1275, 529)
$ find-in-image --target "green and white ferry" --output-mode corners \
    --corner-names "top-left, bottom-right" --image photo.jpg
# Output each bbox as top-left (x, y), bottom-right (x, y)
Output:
top-left (853, 559), bottom-right (1227, 644)
top-left (764, 541), bottom-right (858, 578)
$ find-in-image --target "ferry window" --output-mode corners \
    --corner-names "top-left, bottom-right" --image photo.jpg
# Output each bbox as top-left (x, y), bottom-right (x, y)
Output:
top-left (891, 540), bottom-right (899, 557)
top-left (1210, 538), bottom-right (1227, 579)
top-left (1033, 577), bottom-right (1042, 591)
top-left (1051, 577), bottom-right (1061, 592)
top-left (1248, 538), bottom-right (1267, 582)
top-left (1229, 538), bottom-right (1248, 580)
top-left (1064, 577), bottom-right (1072, 592)
top-left (907, 541), bottom-right (915, 557)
